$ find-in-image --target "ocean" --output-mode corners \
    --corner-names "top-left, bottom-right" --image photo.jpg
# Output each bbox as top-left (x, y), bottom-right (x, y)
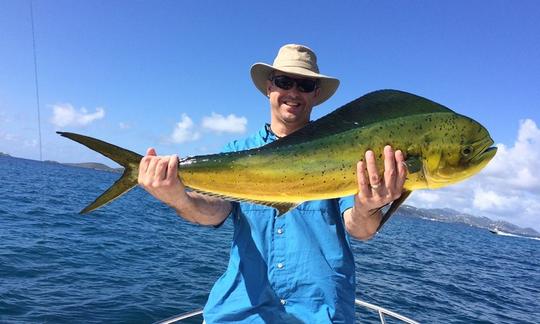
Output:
top-left (0, 156), bottom-right (538, 323)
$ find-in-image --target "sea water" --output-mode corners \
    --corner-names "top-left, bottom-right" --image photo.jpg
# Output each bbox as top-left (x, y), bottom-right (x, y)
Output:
top-left (0, 156), bottom-right (538, 323)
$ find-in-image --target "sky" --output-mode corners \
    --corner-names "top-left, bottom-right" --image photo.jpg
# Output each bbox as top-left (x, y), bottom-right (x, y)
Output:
top-left (1, 0), bottom-right (539, 230)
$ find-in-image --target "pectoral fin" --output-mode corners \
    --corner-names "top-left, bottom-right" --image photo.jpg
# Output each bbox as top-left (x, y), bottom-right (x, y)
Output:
top-left (404, 157), bottom-right (422, 173)
top-left (376, 190), bottom-right (412, 232)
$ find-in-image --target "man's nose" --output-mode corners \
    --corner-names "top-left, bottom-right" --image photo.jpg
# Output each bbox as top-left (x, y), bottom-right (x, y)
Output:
top-left (286, 84), bottom-right (301, 96)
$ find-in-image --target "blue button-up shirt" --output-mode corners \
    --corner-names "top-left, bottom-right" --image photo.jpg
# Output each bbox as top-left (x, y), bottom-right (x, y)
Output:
top-left (203, 124), bottom-right (356, 323)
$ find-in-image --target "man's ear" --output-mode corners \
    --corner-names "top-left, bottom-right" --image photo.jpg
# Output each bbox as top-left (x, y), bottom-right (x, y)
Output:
top-left (266, 80), bottom-right (273, 97)
top-left (314, 87), bottom-right (321, 99)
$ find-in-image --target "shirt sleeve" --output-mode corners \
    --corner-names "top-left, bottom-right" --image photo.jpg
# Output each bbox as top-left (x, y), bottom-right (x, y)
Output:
top-left (338, 194), bottom-right (355, 216)
top-left (221, 140), bottom-right (238, 153)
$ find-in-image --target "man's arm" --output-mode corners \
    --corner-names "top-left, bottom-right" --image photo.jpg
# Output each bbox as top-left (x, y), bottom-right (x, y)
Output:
top-left (344, 145), bottom-right (407, 240)
top-left (138, 148), bottom-right (232, 226)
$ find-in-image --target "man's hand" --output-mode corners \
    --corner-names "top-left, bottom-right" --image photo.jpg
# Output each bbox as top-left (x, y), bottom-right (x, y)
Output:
top-left (138, 148), bottom-right (188, 208)
top-left (138, 147), bottom-right (232, 226)
top-left (356, 145), bottom-right (407, 214)
top-left (344, 145), bottom-right (408, 240)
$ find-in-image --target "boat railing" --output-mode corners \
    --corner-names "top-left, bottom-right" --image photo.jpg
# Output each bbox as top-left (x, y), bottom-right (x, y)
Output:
top-left (154, 298), bottom-right (419, 324)
top-left (354, 299), bottom-right (419, 324)
top-left (155, 308), bottom-right (203, 324)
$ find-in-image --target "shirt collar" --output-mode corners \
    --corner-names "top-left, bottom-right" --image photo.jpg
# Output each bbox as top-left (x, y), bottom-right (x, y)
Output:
top-left (260, 123), bottom-right (279, 143)
top-left (260, 122), bottom-right (315, 143)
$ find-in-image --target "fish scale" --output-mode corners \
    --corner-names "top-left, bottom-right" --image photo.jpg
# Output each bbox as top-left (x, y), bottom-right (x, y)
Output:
top-left (179, 112), bottom-right (465, 201)
top-left (57, 90), bottom-right (496, 231)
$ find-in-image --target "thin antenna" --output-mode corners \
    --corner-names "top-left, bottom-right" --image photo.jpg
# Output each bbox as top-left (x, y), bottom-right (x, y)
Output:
top-left (30, 0), bottom-right (43, 161)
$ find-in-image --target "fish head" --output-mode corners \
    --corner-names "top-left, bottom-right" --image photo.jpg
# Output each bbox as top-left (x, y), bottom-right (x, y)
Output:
top-left (423, 115), bottom-right (497, 189)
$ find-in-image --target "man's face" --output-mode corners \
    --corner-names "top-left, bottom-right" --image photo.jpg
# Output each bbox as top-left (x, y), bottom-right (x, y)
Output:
top-left (266, 72), bottom-right (320, 128)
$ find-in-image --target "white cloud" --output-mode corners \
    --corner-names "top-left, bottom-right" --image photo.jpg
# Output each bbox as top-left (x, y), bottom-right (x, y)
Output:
top-left (472, 189), bottom-right (516, 211)
top-left (412, 191), bottom-right (441, 204)
top-left (0, 131), bottom-right (16, 141)
top-left (169, 114), bottom-right (200, 143)
top-left (517, 119), bottom-right (540, 143)
top-left (481, 119), bottom-right (540, 192)
top-left (50, 103), bottom-right (105, 127)
top-left (163, 112), bottom-right (247, 144)
top-left (23, 139), bottom-right (38, 147)
top-left (408, 118), bottom-right (540, 231)
top-left (202, 113), bottom-right (247, 134)
top-left (119, 122), bottom-right (131, 129)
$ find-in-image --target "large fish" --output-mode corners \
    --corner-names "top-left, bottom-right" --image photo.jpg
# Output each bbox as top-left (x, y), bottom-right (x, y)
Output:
top-left (58, 90), bottom-right (497, 231)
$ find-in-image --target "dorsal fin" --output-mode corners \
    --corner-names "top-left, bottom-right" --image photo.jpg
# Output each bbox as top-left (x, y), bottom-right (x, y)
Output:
top-left (264, 89), bottom-right (454, 149)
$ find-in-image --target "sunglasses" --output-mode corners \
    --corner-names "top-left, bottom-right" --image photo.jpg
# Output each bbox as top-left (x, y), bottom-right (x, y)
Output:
top-left (270, 75), bottom-right (319, 93)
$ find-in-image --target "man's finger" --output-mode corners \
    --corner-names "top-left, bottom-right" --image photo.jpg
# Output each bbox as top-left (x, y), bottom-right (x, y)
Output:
top-left (147, 147), bottom-right (157, 156)
top-left (356, 160), bottom-right (371, 198)
top-left (155, 158), bottom-right (168, 180)
top-left (395, 150), bottom-right (407, 190)
top-left (167, 155), bottom-right (179, 181)
top-left (383, 145), bottom-right (397, 190)
top-left (139, 156), bottom-right (150, 176)
top-left (140, 148), bottom-right (157, 176)
top-left (365, 150), bottom-right (382, 191)
top-left (146, 156), bottom-right (159, 177)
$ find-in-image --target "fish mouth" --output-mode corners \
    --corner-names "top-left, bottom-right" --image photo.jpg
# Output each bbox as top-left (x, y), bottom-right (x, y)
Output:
top-left (471, 138), bottom-right (497, 165)
top-left (477, 146), bottom-right (497, 161)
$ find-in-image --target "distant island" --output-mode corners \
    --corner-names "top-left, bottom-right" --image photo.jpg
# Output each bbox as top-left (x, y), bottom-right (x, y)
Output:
top-left (3, 153), bottom-right (122, 173)
top-left (45, 160), bottom-right (123, 173)
top-left (396, 205), bottom-right (540, 238)
top-left (63, 162), bottom-right (124, 173)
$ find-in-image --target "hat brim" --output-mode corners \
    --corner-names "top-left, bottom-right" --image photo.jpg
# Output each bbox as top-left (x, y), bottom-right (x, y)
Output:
top-left (250, 63), bottom-right (340, 106)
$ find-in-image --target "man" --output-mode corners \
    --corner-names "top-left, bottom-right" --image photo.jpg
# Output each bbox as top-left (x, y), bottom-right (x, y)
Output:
top-left (138, 44), bottom-right (407, 323)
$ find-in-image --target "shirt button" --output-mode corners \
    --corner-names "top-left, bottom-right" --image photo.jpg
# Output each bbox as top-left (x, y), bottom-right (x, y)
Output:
top-left (280, 299), bottom-right (287, 305)
top-left (277, 228), bottom-right (283, 234)
top-left (277, 262), bottom-right (284, 269)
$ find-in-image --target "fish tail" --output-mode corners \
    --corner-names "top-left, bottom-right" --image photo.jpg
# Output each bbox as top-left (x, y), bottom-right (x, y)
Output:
top-left (57, 132), bottom-right (142, 214)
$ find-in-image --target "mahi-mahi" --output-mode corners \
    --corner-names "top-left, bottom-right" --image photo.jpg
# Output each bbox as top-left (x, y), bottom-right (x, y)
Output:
top-left (58, 90), bottom-right (497, 231)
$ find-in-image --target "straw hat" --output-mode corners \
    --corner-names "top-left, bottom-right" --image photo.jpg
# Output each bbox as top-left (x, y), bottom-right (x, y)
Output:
top-left (250, 44), bottom-right (340, 105)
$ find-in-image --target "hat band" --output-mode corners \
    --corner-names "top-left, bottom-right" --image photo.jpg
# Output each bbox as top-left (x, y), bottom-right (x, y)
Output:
top-left (274, 59), bottom-right (319, 73)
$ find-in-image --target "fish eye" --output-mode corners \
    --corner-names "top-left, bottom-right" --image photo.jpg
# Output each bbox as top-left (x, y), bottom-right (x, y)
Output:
top-left (461, 146), bottom-right (473, 157)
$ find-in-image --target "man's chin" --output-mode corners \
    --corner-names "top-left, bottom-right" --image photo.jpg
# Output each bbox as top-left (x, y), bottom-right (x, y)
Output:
top-left (281, 114), bottom-right (309, 126)
top-left (281, 105), bottom-right (304, 116)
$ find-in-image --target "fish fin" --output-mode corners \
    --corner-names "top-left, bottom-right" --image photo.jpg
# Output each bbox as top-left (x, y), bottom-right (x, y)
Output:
top-left (263, 90), bottom-right (454, 149)
top-left (404, 156), bottom-right (422, 173)
top-left (80, 173), bottom-right (138, 213)
top-left (269, 202), bottom-right (300, 216)
top-left (187, 187), bottom-right (250, 204)
top-left (57, 132), bottom-right (142, 213)
top-left (376, 190), bottom-right (413, 232)
top-left (368, 205), bottom-right (386, 217)
top-left (187, 188), bottom-right (299, 215)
